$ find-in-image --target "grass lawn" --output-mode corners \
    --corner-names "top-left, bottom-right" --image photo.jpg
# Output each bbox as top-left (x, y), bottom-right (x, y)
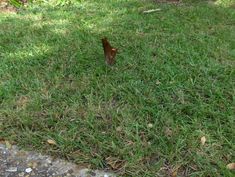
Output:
top-left (0, 0), bottom-right (234, 176)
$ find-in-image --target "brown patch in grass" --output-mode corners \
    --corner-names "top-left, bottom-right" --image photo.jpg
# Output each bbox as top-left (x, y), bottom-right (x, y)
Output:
top-left (15, 96), bottom-right (30, 110)
top-left (105, 156), bottom-right (126, 173)
top-left (0, 0), bottom-right (17, 14)
top-left (157, 162), bottom-right (198, 177)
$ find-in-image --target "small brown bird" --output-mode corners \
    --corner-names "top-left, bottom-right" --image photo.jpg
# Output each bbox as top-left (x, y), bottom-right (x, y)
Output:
top-left (101, 37), bottom-right (118, 66)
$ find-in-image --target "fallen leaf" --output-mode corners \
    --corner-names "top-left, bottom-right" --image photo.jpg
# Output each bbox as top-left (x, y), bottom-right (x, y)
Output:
top-left (226, 163), bottom-right (235, 170)
top-left (32, 162), bottom-right (37, 169)
top-left (27, 162), bottom-right (37, 169)
top-left (126, 140), bottom-right (134, 146)
top-left (47, 139), bottom-right (56, 145)
top-left (172, 166), bottom-right (180, 177)
top-left (200, 136), bottom-right (206, 145)
top-left (165, 127), bottom-right (173, 137)
top-left (105, 157), bottom-right (126, 171)
top-left (0, 137), bottom-right (5, 144)
top-left (116, 126), bottom-right (122, 132)
top-left (16, 96), bottom-right (29, 110)
top-left (5, 140), bottom-right (12, 149)
top-left (172, 170), bottom-right (177, 177)
top-left (156, 80), bottom-right (161, 85)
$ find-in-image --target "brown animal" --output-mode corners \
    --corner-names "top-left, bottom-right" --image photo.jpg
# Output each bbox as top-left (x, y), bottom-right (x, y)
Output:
top-left (101, 37), bottom-right (118, 65)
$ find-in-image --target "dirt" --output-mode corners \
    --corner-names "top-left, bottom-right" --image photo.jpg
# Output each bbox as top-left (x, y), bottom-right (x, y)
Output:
top-left (0, 0), bottom-right (17, 13)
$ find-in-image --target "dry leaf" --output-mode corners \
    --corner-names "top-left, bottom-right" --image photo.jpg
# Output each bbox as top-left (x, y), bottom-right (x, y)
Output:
top-left (28, 161), bottom-right (38, 169)
top-left (5, 140), bottom-right (12, 149)
top-left (172, 170), bottom-right (177, 177)
top-left (156, 80), bottom-right (161, 85)
top-left (105, 157), bottom-right (126, 171)
top-left (47, 139), bottom-right (56, 145)
top-left (172, 166), bottom-right (180, 177)
top-left (126, 140), bottom-right (134, 146)
top-left (102, 37), bottom-right (118, 66)
top-left (200, 136), bottom-right (206, 145)
top-left (165, 127), bottom-right (173, 137)
top-left (116, 126), bottom-right (122, 132)
top-left (226, 163), bottom-right (235, 170)
top-left (16, 96), bottom-right (29, 110)
top-left (0, 137), bottom-right (5, 144)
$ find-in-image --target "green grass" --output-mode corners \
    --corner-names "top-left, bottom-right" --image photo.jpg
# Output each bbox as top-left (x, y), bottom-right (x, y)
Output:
top-left (0, 0), bottom-right (235, 176)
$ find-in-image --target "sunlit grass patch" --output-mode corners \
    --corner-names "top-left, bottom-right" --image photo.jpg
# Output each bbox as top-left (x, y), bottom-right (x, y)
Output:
top-left (0, 0), bottom-right (235, 176)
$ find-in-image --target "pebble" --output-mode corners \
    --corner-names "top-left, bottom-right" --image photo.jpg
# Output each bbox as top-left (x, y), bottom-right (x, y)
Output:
top-left (147, 123), bottom-right (153, 128)
top-left (46, 159), bottom-right (52, 164)
top-left (18, 172), bottom-right (25, 176)
top-left (25, 167), bottom-right (32, 173)
top-left (6, 167), bottom-right (17, 172)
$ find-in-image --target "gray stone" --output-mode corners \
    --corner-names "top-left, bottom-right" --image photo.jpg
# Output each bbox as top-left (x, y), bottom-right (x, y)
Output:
top-left (6, 167), bottom-right (17, 172)
top-left (0, 143), bottom-right (116, 177)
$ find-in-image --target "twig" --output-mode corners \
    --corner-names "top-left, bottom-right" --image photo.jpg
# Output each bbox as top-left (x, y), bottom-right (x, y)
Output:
top-left (143, 9), bottom-right (161, 14)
